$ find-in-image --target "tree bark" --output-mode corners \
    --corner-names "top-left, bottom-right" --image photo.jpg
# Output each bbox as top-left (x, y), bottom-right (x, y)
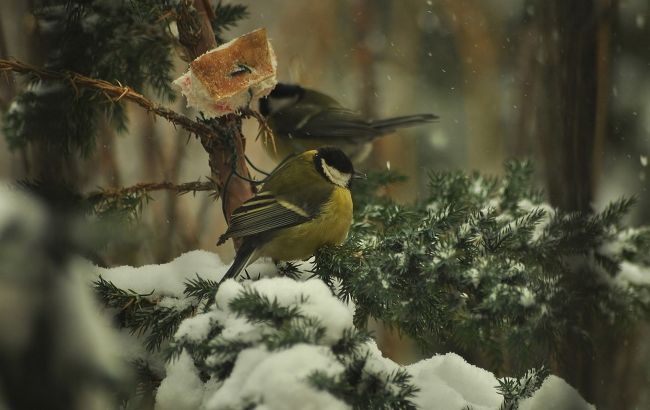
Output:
top-left (178, 0), bottom-right (255, 226)
top-left (535, 1), bottom-right (609, 212)
top-left (532, 0), bottom-right (615, 406)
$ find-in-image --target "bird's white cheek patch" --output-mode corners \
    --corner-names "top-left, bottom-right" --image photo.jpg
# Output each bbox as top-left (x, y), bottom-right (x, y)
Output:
top-left (321, 159), bottom-right (351, 188)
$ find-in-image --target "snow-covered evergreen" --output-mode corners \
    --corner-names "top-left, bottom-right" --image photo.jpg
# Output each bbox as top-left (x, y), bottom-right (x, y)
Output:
top-left (3, 1), bottom-right (650, 409)
top-left (90, 250), bottom-right (594, 410)
top-left (87, 163), bottom-right (650, 409)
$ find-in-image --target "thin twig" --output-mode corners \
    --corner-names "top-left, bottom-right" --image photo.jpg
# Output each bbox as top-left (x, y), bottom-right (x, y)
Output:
top-left (87, 180), bottom-right (217, 202)
top-left (0, 58), bottom-right (222, 145)
top-left (245, 154), bottom-right (270, 176)
top-left (241, 106), bottom-right (277, 153)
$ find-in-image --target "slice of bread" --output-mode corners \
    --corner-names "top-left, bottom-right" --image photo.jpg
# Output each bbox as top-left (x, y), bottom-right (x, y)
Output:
top-left (174, 28), bottom-right (277, 117)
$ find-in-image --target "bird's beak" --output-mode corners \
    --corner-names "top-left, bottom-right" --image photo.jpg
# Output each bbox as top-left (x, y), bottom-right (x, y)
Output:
top-left (352, 171), bottom-right (367, 180)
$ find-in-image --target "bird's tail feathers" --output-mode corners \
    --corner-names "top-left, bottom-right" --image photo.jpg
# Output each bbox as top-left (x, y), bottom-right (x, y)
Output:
top-left (220, 242), bottom-right (257, 285)
top-left (369, 113), bottom-right (438, 134)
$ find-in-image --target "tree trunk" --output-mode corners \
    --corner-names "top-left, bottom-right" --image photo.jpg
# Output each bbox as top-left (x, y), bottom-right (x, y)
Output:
top-left (178, 0), bottom-right (255, 226)
top-left (535, 1), bottom-right (609, 212)
top-left (532, 0), bottom-right (618, 406)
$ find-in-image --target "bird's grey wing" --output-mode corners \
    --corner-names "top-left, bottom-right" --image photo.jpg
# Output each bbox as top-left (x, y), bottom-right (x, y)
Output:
top-left (294, 107), bottom-right (378, 141)
top-left (272, 103), bottom-right (376, 140)
top-left (217, 192), bottom-right (313, 243)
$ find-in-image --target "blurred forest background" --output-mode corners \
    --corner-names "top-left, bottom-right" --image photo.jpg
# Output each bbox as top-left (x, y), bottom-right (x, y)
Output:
top-left (1, 0), bottom-right (649, 408)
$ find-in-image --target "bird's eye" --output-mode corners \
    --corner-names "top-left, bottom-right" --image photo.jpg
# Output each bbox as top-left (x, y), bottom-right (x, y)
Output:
top-left (230, 63), bottom-right (253, 77)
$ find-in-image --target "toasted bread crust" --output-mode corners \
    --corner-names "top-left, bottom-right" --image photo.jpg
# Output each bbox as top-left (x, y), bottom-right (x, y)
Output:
top-left (190, 28), bottom-right (276, 100)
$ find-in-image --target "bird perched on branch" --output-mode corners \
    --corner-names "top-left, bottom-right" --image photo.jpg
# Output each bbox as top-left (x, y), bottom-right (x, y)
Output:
top-left (259, 83), bottom-right (438, 163)
top-left (217, 147), bottom-right (363, 283)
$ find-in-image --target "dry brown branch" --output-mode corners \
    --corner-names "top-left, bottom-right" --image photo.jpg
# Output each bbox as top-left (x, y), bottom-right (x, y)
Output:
top-left (0, 20), bottom-right (15, 111)
top-left (0, 58), bottom-right (222, 145)
top-left (87, 180), bottom-right (217, 202)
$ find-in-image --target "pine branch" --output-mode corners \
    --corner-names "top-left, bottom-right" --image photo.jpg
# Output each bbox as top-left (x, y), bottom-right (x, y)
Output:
top-left (93, 276), bottom-right (196, 351)
top-left (308, 354), bottom-right (419, 409)
top-left (0, 59), bottom-right (222, 145)
top-left (263, 317), bottom-right (326, 350)
top-left (183, 274), bottom-right (219, 305)
top-left (166, 282), bottom-right (421, 403)
top-left (212, 1), bottom-right (249, 43)
top-left (94, 276), bottom-right (155, 311)
top-left (184, 337), bottom-right (252, 381)
top-left (597, 196), bottom-right (636, 227)
top-left (275, 261), bottom-right (302, 280)
top-left (133, 304), bottom-right (196, 351)
top-left (331, 328), bottom-right (370, 357)
top-left (315, 160), bottom-right (650, 371)
top-left (498, 366), bottom-right (550, 410)
top-left (87, 180), bottom-right (218, 202)
top-left (228, 288), bottom-right (305, 327)
top-left (127, 358), bottom-right (162, 409)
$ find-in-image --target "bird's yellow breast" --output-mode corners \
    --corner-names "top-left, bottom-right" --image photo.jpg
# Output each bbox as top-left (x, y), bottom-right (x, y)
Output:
top-left (259, 186), bottom-right (353, 261)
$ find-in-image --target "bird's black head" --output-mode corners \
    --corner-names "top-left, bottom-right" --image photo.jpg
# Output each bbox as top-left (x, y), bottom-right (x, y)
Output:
top-left (270, 83), bottom-right (305, 98)
top-left (314, 147), bottom-right (355, 188)
top-left (259, 83), bottom-right (305, 116)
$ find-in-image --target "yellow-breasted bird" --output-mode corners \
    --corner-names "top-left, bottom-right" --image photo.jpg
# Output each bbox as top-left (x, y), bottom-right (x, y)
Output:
top-left (218, 147), bottom-right (362, 283)
top-left (259, 83), bottom-right (438, 163)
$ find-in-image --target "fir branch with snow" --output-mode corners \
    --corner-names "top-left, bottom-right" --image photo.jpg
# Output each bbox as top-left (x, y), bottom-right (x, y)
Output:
top-left (315, 161), bottom-right (650, 374)
top-left (2, 1), bottom-right (649, 409)
top-left (81, 161), bottom-right (647, 409)
top-left (87, 242), bottom-right (596, 410)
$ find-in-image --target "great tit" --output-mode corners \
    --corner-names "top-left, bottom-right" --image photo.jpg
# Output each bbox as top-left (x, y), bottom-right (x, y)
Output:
top-left (259, 83), bottom-right (438, 163)
top-left (218, 147), bottom-right (360, 283)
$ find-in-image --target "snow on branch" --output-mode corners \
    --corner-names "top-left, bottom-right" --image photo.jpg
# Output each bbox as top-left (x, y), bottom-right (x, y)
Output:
top-left (85, 249), bottom-right (595, 410)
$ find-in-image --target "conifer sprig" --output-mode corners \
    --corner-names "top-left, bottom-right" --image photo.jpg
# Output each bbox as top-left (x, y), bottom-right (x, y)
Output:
top-left (212, 1), bottom-right (249, 44)
top-left (0, 59), bottom-right (223, 146)
top-left (315, 162), bottom-right (650, 370)
top-left (497, 366), bottom-right (550, 410)
top-left (93, 276), bottom-right (207, 351)
top-left (3, 0), bottom-right (178, 155)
